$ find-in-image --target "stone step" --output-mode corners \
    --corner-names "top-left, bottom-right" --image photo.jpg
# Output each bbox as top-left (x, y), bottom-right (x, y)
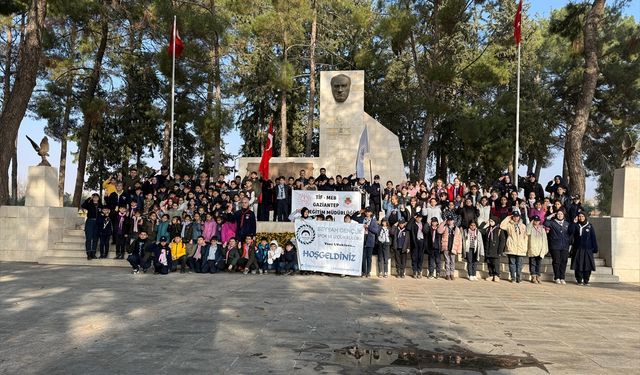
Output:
top-left (453, 262), bottom-right (613, 275)
top-left (37, 257), bottom-right (129, 268)
top-left (51, 242), bottom-right (86, 250)
top-left (64, 229), bottom-right (86, 237)
top-left (58, 236), bottom-right (85, 244)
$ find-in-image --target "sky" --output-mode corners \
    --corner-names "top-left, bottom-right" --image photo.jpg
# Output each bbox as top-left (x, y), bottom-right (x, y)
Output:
top-left (12, 0), bottom-right (640, 199)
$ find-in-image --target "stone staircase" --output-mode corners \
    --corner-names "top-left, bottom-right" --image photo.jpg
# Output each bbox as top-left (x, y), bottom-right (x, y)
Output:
top-left (38, 224), bottom-right (619, 282)
top-left (38, 228), bottom-right (129, 268)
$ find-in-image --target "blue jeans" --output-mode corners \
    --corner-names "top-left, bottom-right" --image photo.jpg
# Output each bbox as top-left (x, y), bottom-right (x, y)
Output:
top-left (428, 252), bottom-right (442, 276)
top-left (362, 246), bottom-right (374, 275)
top-left (508, 255), bottom-right (524, 280)
top-left (84, 219), bottom-right (98, 255)
top-left (529, 256), bottom-right (542, 276)
top-left (466, 251), bottom-right (477, 277)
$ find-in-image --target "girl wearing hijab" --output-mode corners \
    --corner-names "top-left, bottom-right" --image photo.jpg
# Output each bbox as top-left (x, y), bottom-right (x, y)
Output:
top-left (570, 211), bottom-right (598, 286)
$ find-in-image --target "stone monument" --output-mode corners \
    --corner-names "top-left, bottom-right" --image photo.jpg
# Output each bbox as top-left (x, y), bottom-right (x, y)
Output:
top-left (24, 136), bottom-right (60, 207)
top-left (238, 70), bottom-right (406, 185)
top-left (608, 165), bottom-right (640, 282)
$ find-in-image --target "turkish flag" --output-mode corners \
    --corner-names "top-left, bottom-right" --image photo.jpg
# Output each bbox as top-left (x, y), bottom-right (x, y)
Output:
top-left (514, 0), bottom-right (523, 45)
top-left (258, 117), bottom-right (274, 180)
top-left (168, 22), bottom-right (184, 58)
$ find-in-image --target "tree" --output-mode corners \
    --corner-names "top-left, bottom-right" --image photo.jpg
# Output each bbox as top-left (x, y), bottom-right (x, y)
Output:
top-left (71, 0), bottom-right (110, 206)
top-left (564, 0), bottom-right (605, 199)
top-left (0, 0), bottom-right (46, 205)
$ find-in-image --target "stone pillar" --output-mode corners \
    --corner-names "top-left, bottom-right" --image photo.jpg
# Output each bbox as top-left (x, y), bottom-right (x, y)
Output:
top-left (610, 166), bottom-right (640, 282)
top-left (25, 166), bottom-right (61, 207)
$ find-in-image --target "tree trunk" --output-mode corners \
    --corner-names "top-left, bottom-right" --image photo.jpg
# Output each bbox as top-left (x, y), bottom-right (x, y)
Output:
top-left (3, 25), bottom-right (16, 204)
top-left (0, 0), bottom-right (47, 206)
top-left (72, 14), bottom-right (109, 206)
top-left (564, 0), bottom-right (605, 199)
top-left (534, 158), bottom-right (542, 182)
top-left (280, 29), bottom-right (288, 158)
top-left (58, 23), bottom-right (77, 206)
top-left (305, 0), bottom-right (317, 157)
top-left (211, 26), bottom-right (222, 176)
top-left (418, 112), bottom-right (434, 181)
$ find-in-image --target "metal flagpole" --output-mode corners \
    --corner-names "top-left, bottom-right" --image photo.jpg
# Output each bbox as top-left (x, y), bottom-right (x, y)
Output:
top-left (169, 15), bottom-right (176, 177)
top-left (515, 40), bottom-right (521, 191)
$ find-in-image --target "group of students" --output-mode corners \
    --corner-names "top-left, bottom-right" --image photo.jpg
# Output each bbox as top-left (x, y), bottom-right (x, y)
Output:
top-left (80, 166), bottom-right (599, 285)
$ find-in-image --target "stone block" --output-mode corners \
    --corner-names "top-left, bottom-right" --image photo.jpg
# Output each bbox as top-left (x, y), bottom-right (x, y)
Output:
top-left (611, 167), bottom-right (640, 218)
top-left (25, 166), bottom-right (61, 207)
top-left (611, 217), bottom-right (640, 282)
top-left (0, 206), bottom-right (20, 218)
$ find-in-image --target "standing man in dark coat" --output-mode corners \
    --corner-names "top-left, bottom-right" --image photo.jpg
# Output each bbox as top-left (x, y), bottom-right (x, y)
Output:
top-left (235, 197), bottom-right (257, 242)
top-left (426, 217), bottom-right (442, 278)
top-left (274, 177), bottom-right (291, 222)
top-left (368, 175), bottom-right (382, 219)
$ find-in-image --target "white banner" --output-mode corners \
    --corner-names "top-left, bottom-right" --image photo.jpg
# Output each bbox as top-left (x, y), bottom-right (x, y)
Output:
top-left (292, 190), bottom-right (361, 221)
top-left (295, 220), bottom-right (364, 276)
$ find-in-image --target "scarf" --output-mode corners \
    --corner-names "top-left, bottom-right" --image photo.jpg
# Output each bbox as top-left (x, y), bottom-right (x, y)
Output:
top-left (194, 244), bottom-right (202, 260)
top-left (488, 226), bottom-right (496, 241)
top-left (468, 229), bottom-right (478, 249)
top-left (578, 222), bottom-right (589, 236)
top-left (159, 249), bottom-right (167, 265)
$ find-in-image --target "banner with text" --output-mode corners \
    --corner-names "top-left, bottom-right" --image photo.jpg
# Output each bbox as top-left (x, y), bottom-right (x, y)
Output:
top-left (292, 190), bottom-right (361, 221)
top-left (295, 220), bottom-right (364, 276)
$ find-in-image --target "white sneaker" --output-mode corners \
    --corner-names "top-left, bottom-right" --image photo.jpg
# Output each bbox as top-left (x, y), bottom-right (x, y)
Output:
top-left (560, 279), bottom-right (566, 285)
top-left (555, 279), bottom-right (562, 284)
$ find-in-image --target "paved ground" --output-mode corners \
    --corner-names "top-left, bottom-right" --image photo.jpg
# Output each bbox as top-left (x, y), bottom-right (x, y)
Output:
top-left (0, 263), bottom-right (639, 375)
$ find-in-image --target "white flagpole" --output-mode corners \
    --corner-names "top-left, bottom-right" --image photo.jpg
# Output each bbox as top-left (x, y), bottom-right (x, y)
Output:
top-left (515, 41), bottom-right (521, 192)
top-left (169, 15), bottom-right (176, 177)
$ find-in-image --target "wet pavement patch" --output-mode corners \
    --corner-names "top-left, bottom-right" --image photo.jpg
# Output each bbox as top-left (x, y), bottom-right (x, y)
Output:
top-left (301, 345), bottom-right (550, 374)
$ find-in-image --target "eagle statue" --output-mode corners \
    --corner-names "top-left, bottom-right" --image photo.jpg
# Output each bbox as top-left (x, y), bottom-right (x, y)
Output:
top-left (621, 133), bottom-right (640, 168)
top-left (26, 135), bottom-right (51, 166)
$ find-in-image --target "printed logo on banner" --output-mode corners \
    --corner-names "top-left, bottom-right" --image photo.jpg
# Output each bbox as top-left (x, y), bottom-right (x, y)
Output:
top-left (344, 197), bottom-right (352, 206)
top-left (296, 224), bottom-right (315, 245)
top-left (297, 192), bottom-right (312, 207)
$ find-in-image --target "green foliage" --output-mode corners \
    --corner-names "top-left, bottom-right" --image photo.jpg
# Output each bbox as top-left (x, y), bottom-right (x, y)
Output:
top-left (255, 232), bottom-right (295, 247)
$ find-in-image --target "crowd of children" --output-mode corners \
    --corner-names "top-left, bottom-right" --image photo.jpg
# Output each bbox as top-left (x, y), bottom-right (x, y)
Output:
top-left (81, 166), bottom-right (599, 285)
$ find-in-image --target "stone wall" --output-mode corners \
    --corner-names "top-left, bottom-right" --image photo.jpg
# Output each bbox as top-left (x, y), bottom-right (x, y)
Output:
top-left (0, 206), bottom-right (80, 262)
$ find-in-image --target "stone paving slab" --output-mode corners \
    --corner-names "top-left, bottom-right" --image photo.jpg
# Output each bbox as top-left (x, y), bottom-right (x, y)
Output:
top-left (0, 262), bottom-right (639, 375)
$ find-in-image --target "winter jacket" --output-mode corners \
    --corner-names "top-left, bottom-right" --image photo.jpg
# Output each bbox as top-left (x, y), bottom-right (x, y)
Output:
top-left (425, 226), bottom-right (442, 255)
top-left (569, 222), bottom-right (598, 253)
top-left (458, 205), bottom-right (479, 229)
top-left (526, 223), bottom-right (548, 258)
top-left (477, 205), bottom-right (491, 226)
top-left (437, 222), bottom-right (463, 254)
top-left (170, 242), bottom-right (187, 260)
top-left (544, 218), bottom-right (571, 250)
top-left (406, 219), bottom-right (428, 253)
top-left (156, 221), bottom-right (170, 242)
top-left (447, 184), bottom-right (465, 202)
top-left (462, 229), bottom-right (484, 258)
top-left (81, 198), bottom-right (103, 220)
top-left (499, 217), bottom-right (528, 256)
top-left (479, 223), bottom-right (506, 258)
top-left (390, 225), bottom-right (408, 252)
top-left (96, 214), bottom-right (113, 237)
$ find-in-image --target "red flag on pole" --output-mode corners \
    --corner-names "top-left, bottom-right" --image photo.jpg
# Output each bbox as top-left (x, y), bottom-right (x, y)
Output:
top-left (258, 117), bottom-right (274, 180)
top-left (168, 22), bottom-right (184, 58)
top-left (514, 0), bottom-right (523, 45)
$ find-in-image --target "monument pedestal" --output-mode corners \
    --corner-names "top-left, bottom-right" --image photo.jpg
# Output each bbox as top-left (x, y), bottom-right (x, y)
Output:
top-left (25, 166), bottom-right (61, 207)
top-left (238, 70), bottom-right (406, 184)
top-left (609, 167), bottom-right (640, 282)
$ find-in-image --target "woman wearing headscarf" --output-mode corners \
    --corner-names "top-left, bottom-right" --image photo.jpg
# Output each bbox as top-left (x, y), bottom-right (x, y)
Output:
top-left (570, 211), bottom-right (598, 286)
